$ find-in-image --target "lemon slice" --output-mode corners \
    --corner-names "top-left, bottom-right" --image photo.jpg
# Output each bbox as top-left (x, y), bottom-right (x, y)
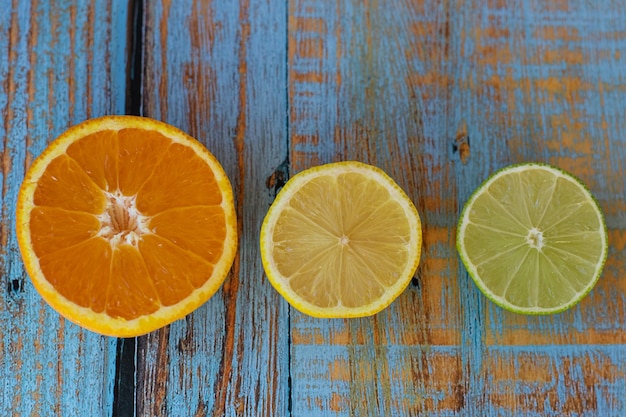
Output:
top-left (456, 163), bottom-right (608, 314)
top-left (260, 161), bottom-right (422, 318)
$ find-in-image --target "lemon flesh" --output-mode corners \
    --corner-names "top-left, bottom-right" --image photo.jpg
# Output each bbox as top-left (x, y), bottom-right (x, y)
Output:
top-left (260, 161), bottom-right (422, 318)
top-left (457, 163), bottom-right (608, 314)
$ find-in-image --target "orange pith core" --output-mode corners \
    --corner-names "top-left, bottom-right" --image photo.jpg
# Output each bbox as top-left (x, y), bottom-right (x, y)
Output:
top-left (98, 193), bottom-right (146, 246)
top-left (27, 127), bottom-right (229, 321)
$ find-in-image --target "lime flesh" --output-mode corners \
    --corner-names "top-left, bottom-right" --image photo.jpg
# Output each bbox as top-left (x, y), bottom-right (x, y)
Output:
top-left (457, 163), bottom-right (608, 314)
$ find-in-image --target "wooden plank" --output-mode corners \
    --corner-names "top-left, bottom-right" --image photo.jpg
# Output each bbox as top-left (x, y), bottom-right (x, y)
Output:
top-left (451, 1), bottom-right (626, 414)
top-left (288, 0), bottom-right (463, 415)
top-left (458, 0), bottom-right (626, 344)
top-left (4, 0), bottom-right (624, 414)
top-left (136, 1), bottom-right (290, 415)
top-left (289, 0), bottom-right (626, 415)
top-left (480, 346), bottom-right (626, 415)
top-left (0, 0), bottom-right (129, 415)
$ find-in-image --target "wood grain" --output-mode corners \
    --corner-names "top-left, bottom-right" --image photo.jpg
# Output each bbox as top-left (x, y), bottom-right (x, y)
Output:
top-left (288, 0), bottom-right (466, 414)
top-left (451, 2), bottom-right (626, 413)
top-left (2, 0), bottom-right (625, 415)
top-left (0, 1), bottom-right (128, 415)
top-left (288, 0), bottom-right (626, 415)
top-left (136, 1), bottom-right (289, 415)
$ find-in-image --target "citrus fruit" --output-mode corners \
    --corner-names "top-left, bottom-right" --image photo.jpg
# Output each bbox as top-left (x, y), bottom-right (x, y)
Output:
top-left (456, 162), bottom-right (608, 314)
top-left (260, 161), bottom-right (422, 318)
top-left (16, 115), bottom-right (237, 337)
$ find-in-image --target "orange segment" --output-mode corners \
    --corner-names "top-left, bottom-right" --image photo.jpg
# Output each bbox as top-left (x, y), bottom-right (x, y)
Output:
top-left (108, 244), bottom-right (160, 320)
top-left (139, 234), bottom-right (214, 305)
top-left (33, 154), bottom-right (106, 213)
top-left (137, 143), bottom-right (223, 215)
top-left (117, 128), bottom-right (171, 196)
top-left (38, 238), bottom-right (112, 313)
top-left (16, 116), bottom-right (237, 337)
top-left (66, 130), bottom-right (118, 191)
top-left (148, 206), bottom-right (226, 262)
top-left (29, 207), bottom-right (100, 257)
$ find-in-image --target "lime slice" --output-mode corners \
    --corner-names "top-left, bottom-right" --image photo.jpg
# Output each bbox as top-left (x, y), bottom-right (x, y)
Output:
top-left (456, 163), bottom-right (608, 314)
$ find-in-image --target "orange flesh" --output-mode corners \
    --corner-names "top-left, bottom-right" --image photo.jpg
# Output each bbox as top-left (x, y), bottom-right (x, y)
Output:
top-left (29, 129), bottom-right (226, 320)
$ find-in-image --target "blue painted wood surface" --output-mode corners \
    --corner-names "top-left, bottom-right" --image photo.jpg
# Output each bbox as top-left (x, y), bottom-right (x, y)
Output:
top-left (136, 1), bottom-right (290, 415)
top-left (2, 0), bottom-right (626, 415)
top-left (0, 1), bottom-right (128, 415)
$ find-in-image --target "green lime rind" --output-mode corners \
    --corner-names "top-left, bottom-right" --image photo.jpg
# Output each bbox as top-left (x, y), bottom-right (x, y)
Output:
top-left (456, 162), bottom-right (609, 315)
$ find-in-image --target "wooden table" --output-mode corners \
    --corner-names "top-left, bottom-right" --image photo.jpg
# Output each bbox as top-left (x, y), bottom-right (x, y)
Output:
top-left (3, 0), bottom-right (625, 415)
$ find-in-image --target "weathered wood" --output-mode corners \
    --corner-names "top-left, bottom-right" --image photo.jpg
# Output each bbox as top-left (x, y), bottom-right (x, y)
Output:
top-left (136, 1), bottom-right (290, 415)
top-left (452, 1), bottom-right (626, 414)
top-left (289, 0), bottom-right (626, 415)
top-left (3, 0), bottom-right (626, 415)
top-left (288, 0), bottom-right (462, 414)
top-left (0, 1), bottom-right (129, 415)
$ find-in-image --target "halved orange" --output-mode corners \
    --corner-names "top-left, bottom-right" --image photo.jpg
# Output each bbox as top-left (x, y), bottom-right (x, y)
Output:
top-left (16, 116), bottom-right (237, 337)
